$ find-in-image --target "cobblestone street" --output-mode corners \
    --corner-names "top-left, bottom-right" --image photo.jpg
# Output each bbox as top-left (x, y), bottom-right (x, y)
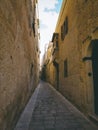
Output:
top-left (14, 81), bottom-right (98, 130)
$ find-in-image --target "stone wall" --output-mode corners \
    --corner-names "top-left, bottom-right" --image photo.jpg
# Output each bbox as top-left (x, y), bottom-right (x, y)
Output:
top-left (44, 0), bottom-right (98, 117)
top-left (0, 0), bottom-right (39, 129)
top-left (55, 0), bottom-right (98, 115)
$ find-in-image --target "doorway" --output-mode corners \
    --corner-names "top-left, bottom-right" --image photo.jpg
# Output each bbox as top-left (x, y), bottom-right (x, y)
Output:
top-left (56, 63), bottom-right (59, 90)
top-left (92, 40), bottom-right (98, 115)
top-left (53, 61), bottom-right (59, 90)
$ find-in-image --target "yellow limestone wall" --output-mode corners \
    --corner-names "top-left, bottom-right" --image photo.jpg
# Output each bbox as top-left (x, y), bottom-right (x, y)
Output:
top-left (0, 0), bottom-right (39, 129)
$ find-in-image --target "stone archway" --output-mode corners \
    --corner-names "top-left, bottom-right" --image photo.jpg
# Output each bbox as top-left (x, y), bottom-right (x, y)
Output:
top-left (85, 39), bottom-right (98, 115)
top-left (82, 38), bottom-right (94, 115)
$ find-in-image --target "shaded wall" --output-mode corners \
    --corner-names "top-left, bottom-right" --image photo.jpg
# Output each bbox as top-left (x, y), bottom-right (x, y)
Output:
top-left (0, 0), bottom-right (39, 129)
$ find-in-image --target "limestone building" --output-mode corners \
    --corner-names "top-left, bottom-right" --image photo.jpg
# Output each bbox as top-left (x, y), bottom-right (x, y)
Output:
top-left (42, 35), bottom-right (59, 90)
top-left (0, 0), bottom-right (40, 129)
top-left (41, 42), bottom-right (53, 82)
top-left (43, 0), bottom-right (98, 121)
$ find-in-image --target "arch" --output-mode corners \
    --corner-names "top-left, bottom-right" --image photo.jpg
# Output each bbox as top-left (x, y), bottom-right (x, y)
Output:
top-left (84, 40), bottom-right (94, 113)
top-left (85, 39), bottom-right (98, 115)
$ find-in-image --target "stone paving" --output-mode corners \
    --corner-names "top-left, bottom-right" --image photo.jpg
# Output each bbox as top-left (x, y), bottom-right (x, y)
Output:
top-left (14, 81), bottom-right (98, 130)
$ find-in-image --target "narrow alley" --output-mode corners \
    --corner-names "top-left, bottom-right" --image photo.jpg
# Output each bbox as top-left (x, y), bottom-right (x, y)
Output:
top-left (1, 0), bottom-right (98, 129)
top-left (14, 81), bottom-right (98, 130)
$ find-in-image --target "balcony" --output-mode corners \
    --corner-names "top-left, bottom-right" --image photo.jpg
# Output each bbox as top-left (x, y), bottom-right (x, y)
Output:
top-left (51, 33), bottom-right (59, 64)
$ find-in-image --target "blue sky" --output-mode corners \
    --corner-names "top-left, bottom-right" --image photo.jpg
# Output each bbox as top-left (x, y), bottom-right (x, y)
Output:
top-left (55, 0), bottom-right (63, 12)
top-left (44, 0), bottom-right (62, 13)
top-left (38, 0), bottom-right (63, 63)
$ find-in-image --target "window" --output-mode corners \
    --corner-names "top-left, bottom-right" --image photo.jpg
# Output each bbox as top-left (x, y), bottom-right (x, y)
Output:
top-left (64, 59), bottom-right (68, 77)
top-left (61, 16), bottom-right (68, 40)
top-left (32, 20), bottom-right (35, 36)
top-left (61, 25), bottom-right (64, 40)
top-left (64, 17), bottom-right (68, 35)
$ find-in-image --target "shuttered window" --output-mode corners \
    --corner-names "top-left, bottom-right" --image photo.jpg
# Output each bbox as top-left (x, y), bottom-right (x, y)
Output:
top-left (61, 16), bottom-right (68, 41)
